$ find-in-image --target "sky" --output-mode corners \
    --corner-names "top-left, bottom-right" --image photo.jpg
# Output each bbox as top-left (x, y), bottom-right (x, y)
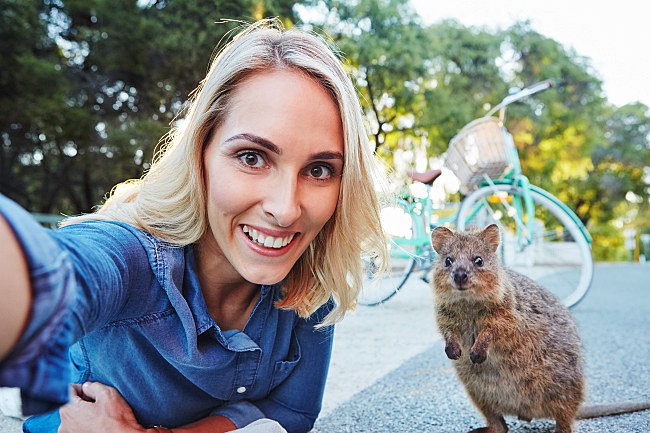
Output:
top-left (411, 0), bottom-right (650, 108)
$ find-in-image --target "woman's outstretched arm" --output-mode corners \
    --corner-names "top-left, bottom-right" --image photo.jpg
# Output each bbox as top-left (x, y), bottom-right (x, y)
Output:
top-left (0, 214), bottom-right (31, 361)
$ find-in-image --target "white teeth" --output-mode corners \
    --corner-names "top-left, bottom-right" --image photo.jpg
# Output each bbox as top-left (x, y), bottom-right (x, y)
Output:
top-left (242, 225), bottom-right (295, 249)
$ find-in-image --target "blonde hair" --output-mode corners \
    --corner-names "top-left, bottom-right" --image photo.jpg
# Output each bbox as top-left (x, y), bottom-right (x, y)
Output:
top-left (62, 19), bottom-right (387, 325)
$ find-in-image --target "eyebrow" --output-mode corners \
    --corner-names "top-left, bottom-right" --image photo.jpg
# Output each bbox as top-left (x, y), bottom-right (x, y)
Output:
top-left (225, 133), bottom-right (344, 161)
top-left (225, 133), bottom-right (281, 154)
top-left (311, 151), bottom-right (344, 161)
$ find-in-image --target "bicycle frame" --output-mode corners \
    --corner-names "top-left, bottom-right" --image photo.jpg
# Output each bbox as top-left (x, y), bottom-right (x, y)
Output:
top-left (387, 80), bottom-right (592, 264)
top-left (482, 79), bottom-right (591, 246)
top-left (362, 79), bottom-right (593, 308)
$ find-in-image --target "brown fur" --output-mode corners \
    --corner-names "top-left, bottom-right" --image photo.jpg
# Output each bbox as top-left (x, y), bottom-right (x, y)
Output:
top-left (430, 224), bottom-right (584, 433)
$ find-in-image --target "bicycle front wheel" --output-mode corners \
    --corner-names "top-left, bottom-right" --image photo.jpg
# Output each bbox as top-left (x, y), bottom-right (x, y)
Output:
top-left (455, 183), bottom-right (593, 308)
top-left (359, 199), bottom-right (420, 306)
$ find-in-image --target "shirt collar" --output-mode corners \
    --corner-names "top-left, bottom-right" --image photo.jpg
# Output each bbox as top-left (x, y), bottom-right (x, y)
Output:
top-left (183, 246), bottom-right (277, 336)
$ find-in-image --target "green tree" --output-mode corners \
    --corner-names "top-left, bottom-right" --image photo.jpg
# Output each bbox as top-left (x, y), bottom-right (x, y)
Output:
top-left (591, 102), bottom-right (650, 221)
top-left (585, 102), bottom-right (650, 259)
top-left (504, 22), bottom-right (609, 225)
top-left (300, 5), bottom-right (507, 165)
top-left (301, 0), bottom-right (432, 156)
top-left (0, 0), bottom-right (75, 211)
top-left (418, 20), bottom-right (506, 156)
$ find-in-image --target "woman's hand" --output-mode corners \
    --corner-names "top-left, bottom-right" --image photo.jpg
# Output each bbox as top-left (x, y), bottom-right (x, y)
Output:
top-left (59, 381), bottom-right (242, 433)
top-left (59, 382), bottom-right (146, 433)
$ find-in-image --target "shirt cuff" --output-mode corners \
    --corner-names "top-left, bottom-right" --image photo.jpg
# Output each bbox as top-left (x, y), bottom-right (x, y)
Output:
top-left (211, 400), bottom-right (266, 429)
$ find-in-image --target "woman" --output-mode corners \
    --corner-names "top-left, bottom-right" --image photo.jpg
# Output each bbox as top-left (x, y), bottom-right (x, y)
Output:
top-left (0, 19), bottom-right (386, 433)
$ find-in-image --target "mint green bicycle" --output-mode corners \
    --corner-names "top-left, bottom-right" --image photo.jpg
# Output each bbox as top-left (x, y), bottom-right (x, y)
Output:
top-left (361, 80), bottom-right (593, 307)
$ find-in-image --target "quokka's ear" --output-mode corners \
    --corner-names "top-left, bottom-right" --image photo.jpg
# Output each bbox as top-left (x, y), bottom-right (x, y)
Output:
top-left (482, 224), bottom-right (501, 253)
top-left (431, 226), bottom-right (454, 253)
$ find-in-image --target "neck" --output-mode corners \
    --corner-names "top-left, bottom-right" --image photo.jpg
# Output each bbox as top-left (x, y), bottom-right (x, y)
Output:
top-left (193, 238), bottom-right (260, 331)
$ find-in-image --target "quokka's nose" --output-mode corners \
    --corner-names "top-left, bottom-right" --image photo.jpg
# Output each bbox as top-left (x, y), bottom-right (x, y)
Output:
top-left (453, 269), bottom-right (468, 287)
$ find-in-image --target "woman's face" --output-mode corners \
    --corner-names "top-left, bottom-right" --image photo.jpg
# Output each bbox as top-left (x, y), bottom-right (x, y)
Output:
top-left (201, 69), bottom-right (344, 285)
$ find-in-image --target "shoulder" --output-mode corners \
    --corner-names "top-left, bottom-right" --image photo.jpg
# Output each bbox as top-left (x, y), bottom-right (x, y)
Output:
top-left (506, 268), bottom-right (566, 312)
top-left (0, 195), bottom-right (67, 274)
top-left (58, 219), bottom-right (153, 245)
top-left (504, 268), bottom-right (539, 290)
top-left (53, 221), bottom-right (187, 292)
top-left (56, 221), bottom-right (191, 317)
top-left (297, 297), bottom-right (336, 331)
top-left (56, 220), bottom-right (184, 262)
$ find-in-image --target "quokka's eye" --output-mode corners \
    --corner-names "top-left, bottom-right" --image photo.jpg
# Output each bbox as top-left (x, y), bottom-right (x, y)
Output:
top-left (474, 256), bottom-right (484, 267)
top-left (445, 256), bottom-right (453, 267)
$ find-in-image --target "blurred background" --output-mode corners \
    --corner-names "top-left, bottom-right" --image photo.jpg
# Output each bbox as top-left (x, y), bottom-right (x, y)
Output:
top-left (1, 0), bottom-right (648, 261)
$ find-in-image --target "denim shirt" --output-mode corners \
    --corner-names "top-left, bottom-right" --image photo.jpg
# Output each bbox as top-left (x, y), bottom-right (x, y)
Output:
top-left (0, 195), bottom-right (334, 433)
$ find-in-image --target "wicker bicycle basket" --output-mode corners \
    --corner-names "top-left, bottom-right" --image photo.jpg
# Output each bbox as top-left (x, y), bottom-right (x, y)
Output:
top-left (444, 116), bottom-right (514, 194)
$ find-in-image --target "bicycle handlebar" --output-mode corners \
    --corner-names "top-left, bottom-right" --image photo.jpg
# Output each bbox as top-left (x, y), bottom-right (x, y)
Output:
top-left (485, 79), bottom-right (554, 117)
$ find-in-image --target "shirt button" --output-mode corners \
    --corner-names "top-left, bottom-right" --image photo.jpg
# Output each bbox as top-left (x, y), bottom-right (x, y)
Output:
top-left (236, 386), bottom-right (247, 394)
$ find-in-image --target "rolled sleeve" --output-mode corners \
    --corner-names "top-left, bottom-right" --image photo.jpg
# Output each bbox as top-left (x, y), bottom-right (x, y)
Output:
top-left (0, 196), bottom-right (151, 415)
top-left (0, 194), bottom-right (77, 414)
top-left (210, 400), bottom-right (267, 429)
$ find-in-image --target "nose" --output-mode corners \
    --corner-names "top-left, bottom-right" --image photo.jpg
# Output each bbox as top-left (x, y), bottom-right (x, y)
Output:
top-left (262, 173), bottom-right (302, 227)
top-left (452, 268), bottom-right (468, 288)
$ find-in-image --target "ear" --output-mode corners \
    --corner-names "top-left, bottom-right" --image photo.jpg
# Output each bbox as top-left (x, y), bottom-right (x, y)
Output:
top-left (431, 226), bottom-right (454, 253)
top-left (482, 224), bottom-right (501, 253)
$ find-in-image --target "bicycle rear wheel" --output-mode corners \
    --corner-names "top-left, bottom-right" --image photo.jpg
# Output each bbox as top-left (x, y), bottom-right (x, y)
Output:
top-left (455, 183), bottom-right (593, 308)
top-left (359, 199), bottom-right (420, 306)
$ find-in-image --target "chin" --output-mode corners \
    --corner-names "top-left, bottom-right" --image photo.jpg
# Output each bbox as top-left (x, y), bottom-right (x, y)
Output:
top-left (245, 271), bottom-right (289, 286)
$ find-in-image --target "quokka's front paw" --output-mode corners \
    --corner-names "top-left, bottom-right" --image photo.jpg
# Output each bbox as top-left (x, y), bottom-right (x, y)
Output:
top-left (445, 341), bottom-right (462, 360)
top-left (469, 347), bottom-right (488, 364)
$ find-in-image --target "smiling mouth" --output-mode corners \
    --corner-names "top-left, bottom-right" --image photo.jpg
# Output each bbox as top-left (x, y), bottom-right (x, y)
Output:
top-left (242, 225), bottom-right (296, 249)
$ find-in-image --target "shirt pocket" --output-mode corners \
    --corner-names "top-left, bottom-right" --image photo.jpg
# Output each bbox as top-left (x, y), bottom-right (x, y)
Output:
top-left (267, 330), bottom-right (302, 394)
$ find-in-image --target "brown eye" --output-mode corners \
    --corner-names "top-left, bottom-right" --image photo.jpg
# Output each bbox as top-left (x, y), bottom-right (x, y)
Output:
top-left (445, 256), bottom-right (453, 267)
top-left (311, 166), bottom-right (324, 177)
top-left (237, 151), bottom-right (266, 168)
top-left (244, 153), bottom-right (259, 166)
top-left (474, 256), bottom-right (483, 267)
top-left (306, 163), bottom-right (334, 180)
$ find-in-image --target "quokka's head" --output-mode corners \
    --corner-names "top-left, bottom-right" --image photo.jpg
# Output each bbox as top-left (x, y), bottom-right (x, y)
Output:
top-left (430, 224), bottom-right (504, 303)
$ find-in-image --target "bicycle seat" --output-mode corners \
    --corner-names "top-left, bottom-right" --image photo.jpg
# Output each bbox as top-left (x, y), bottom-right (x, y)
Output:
top-left (407, 169), bottom-right (442, 185)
